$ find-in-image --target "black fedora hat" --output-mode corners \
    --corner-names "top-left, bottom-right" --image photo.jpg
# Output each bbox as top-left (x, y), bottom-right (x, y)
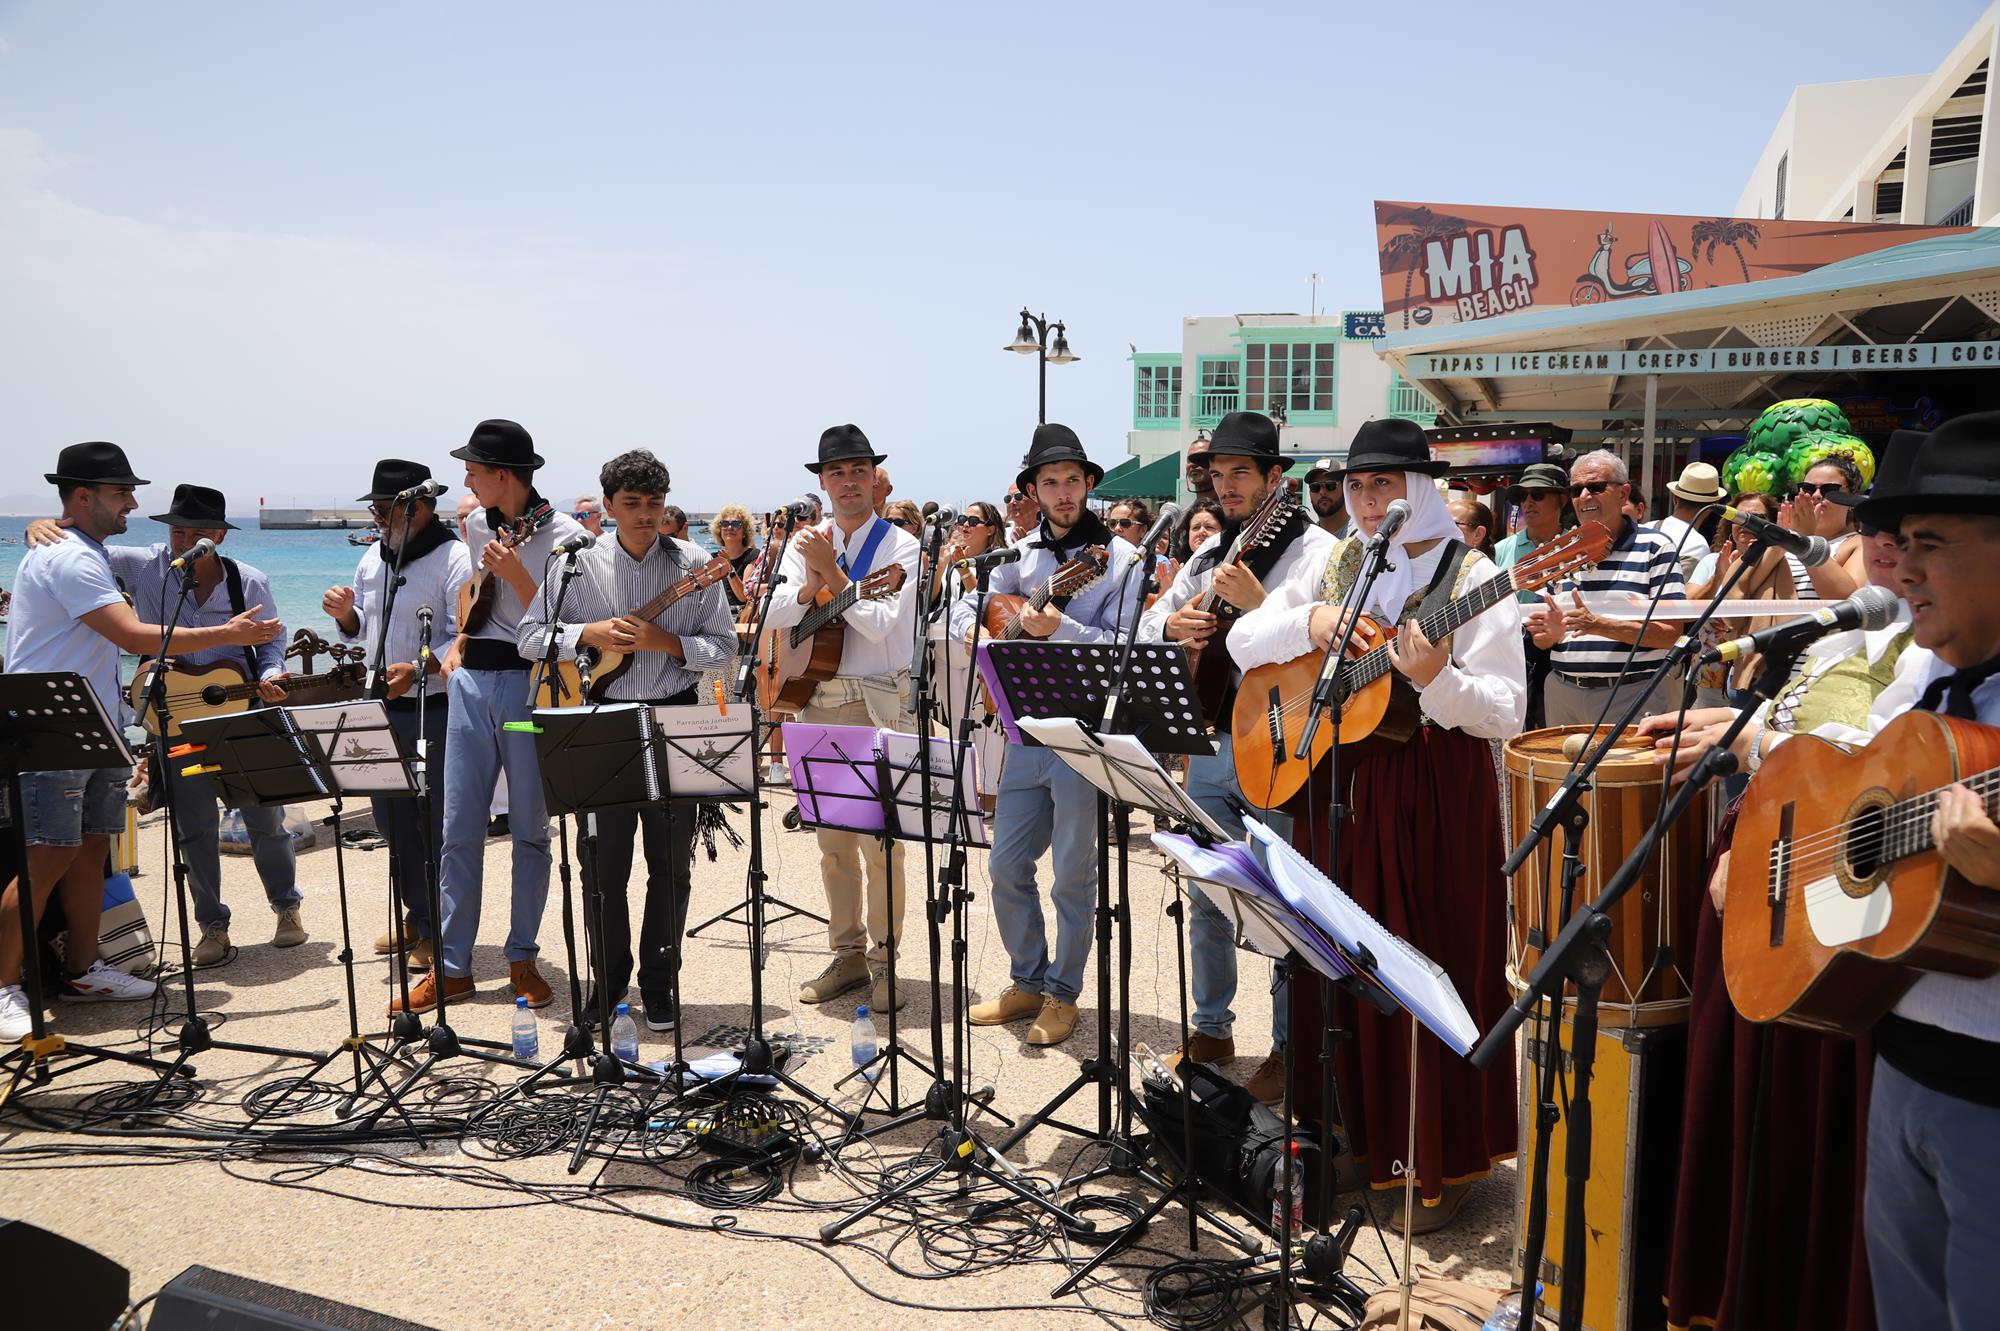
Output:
top-left (1207, 411), bottom-right (1283, 463)
top-left (1336, 418), bottom-right (1448, 477)
top-left (449, 419), bottom-right (543, 470)
top-left (358, 459), bottom-right (440, 503)
top-left (805, 423), bottom-right (887, 475)
top-left (149, 483), bottom-right (237, 530)
top-left (1855, 414), bottom-right (2000, 528)
top-left (1015, 422), bottom-right (1103, 495)
top-left (45, 440), bottom-right (149, 488)
top-left (1830, 429), bottom-right (1923, 510)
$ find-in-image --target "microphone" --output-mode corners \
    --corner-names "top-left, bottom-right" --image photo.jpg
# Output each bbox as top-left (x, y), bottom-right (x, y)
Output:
top-left (416, 606), bottom-right (434, 623)
top-left (1701, 585), bottom-right (1900, 663)
top-left (1370, 498), bottom-right (1412, 545)
top-left (171, 537), bottom-right (217, 569)
top-left (1721, 506), bottom-right (1832, 567)
top-left (929, 503), bottom-right (958, 531)
top-left (955, 546), bottom-right (1022, 572)
top-left (1125, 502), bottom-right (1183, 565)
top-left (786, 495), bottom-right (820, 523)
top-left (553, 531), bottom-right (596, 556)
top-left (394, 478), bottom-right (445, 502)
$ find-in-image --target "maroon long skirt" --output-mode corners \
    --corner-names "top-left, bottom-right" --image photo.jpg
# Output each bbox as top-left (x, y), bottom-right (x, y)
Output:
top-left (1663, 804), bottom-right (1875, 1331)
top-left (1287, 726), bottom-right (1517, 1201)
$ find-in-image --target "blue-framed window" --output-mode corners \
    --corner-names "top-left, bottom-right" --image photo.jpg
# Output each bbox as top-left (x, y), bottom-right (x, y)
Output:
top-left (1133, 359), bottom-right (1183, 428)
top-left (1193, 357), bottom-right (1241, 427)
top-left (1243, 338), bottom-right (1336, 424)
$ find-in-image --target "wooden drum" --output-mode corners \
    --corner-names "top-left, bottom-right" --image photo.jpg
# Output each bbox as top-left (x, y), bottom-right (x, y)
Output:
top-left (1503, 725), bottom-right (1710, 1026)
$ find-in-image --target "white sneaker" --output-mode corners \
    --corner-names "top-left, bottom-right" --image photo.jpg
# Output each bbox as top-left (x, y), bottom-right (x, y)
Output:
top-left (59, 960), bottom-right (158, 1003)
top-left (0, 985), bottom-right (33, 1041)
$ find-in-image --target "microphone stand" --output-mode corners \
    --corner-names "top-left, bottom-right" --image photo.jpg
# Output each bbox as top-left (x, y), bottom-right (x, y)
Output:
top-left (370, 501), bottom-right (426, 1049)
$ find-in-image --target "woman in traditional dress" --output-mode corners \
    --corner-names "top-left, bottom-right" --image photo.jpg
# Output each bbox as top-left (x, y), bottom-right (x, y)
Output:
top-left (1227, 419), bottom-right (1525, 1233)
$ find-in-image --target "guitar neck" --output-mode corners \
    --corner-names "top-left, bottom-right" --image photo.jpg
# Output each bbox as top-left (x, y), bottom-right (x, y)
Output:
top-left (792, 581), bottom-right (863, 644)
top-left (631, 574), bottom-right (699, 623)
top-left (1343, 569), bottom-right (1515, 690)
top-left (1887, 764), bottom-right (2000, 865)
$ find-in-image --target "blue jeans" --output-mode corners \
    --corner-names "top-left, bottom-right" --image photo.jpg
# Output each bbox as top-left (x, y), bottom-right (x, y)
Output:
top-left (1184, 734), bottom-right (1290, 1047)
top-left (439, 667), bottom-right (551, 978)
top-left (986, 744), bottom-right (1099, 1005)
top-left (1865, 1056), bottom-right (2000, 1329)
top-left (164, 758), bottom-right (299, 928)
top-left (374, 701), bottom-right (447, 939)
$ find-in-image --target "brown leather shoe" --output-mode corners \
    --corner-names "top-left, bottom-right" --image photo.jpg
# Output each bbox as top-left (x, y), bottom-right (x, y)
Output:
top-left (387, 970), bottom-right (473, 1016)
top-left (510, 960), bottom-right (554, 1009)
top-left (1243, 1049), bottom-right (1287, 1106)
top-left (1165, 1031), bottom-right (1236, 1073)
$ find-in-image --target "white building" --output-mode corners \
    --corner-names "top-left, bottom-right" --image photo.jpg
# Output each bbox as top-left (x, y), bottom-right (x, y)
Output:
top-left (1111, 311), bottom-right (1420, 502)
top-left (1737, 3), bottom-right (2000, 227)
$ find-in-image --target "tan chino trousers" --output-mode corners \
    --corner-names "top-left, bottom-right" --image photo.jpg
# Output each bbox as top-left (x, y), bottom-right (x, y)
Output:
top-left (797, 672), bottom-right (910, 967)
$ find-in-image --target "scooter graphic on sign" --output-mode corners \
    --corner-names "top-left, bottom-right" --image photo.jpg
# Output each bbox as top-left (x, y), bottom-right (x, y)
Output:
top-left (1570, 221), bottom-right (1693, 305)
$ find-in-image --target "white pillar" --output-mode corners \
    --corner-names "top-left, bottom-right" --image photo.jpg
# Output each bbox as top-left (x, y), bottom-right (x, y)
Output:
top-left (1974, 24), bottom-right (2000, 224)
top-left (1904, 118), bottom-right (1933, 224)
top-left (1641, 375), bottom-right (1659, 512)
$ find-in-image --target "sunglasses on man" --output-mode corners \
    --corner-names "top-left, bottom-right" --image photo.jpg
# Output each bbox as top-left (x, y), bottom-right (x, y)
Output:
top-left (1569, 480), bottom-right (1617, 497)
top-left (1308, 481), bottom-right (1340, 494)
top-left (1004, 492), bottom-right (1026, 504)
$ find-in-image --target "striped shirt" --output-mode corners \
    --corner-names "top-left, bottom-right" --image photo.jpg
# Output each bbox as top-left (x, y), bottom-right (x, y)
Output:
top-left (1549, 519), bottom-right (1686, 678)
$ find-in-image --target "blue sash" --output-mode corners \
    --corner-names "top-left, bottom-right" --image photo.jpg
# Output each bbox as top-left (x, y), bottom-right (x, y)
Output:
top-left (836, 517), bottom-right (893, 581)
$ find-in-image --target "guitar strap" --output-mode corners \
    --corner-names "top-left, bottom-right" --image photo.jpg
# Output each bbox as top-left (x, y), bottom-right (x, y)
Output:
top-left (220, 556), bottom-right (263, 684)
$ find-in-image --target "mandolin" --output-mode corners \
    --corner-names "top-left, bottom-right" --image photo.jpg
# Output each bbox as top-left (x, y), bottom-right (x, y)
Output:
top-left (1723, 709), bottom-right (2000, 1035)
top-left (754, 563), bottom-right (909, 716)
top-left (531, 555), bottom-right (734, 709)
top-left (1230, 522), bottom-right (1612, 809)
top-left (979, 546), bottom-right (1111, 640)
top-left (1181, 479), bottom-right (1300, 728)
top-left (457, 506), bottom-right (554, 635)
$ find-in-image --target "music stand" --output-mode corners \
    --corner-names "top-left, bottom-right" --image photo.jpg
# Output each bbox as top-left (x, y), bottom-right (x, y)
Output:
top-left (0, 673), bottom-right (179, 1106)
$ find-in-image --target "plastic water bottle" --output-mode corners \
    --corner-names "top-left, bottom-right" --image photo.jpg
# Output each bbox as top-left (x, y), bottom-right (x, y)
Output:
top-left (1480, 1283), bottom-right (1543, 1330)
top-left (511, 996), bottom-right (538, 1060)
top-left (850, 1005), bottom-right (879, 1082)
top-left (611, 1002), bottom-right (640, 1064)
top-left (1271, 1139), bottom-right (1306, 1238)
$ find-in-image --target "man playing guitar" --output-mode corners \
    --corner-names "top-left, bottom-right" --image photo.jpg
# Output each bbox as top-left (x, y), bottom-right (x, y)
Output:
top-left (1138, 412), bottom-right (1333, 1097)
top-left (955, 423), bottom-right (1143, 1046)
top-left (763, 425), bottom-right (922, 1014)
top-left (518, 449), bottom-right (736, 1033)
top-left (397, 420), bottom-right (583, 1016)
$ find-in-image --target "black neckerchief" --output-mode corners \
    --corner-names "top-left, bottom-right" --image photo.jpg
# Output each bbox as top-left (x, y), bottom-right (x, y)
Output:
top-left (484, 489), bottom-right (555, 538)
top-left (1916, 651), bottom-right (2000, 719)
top-left (1030, 508), bottom-right (1114, 561)
top-left (1187, 503), bottom-right (1308, 589)
top-left (385, 515), bottom-right (457, 567)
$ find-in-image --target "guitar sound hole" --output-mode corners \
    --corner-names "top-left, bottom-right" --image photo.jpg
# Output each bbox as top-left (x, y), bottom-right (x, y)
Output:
top-left (201, 685), bottom-right (227, 706)
top-left (1847, 806), bottom-right (1885, 879)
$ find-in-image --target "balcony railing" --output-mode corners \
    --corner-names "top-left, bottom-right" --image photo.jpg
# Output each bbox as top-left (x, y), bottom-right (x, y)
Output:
top-left (1387, 379), bottom-right (1434, 422)
top-left (1193, 389), bottom-right (1240, 427)
top-left (1940, 195), bottom-right (1977, 228)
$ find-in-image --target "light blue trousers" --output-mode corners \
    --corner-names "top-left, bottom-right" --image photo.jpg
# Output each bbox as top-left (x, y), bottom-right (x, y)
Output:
top-left (1866, 1055), bottom-right (2000, 1329)
top-left (165, 758), bottom-right (299, 928)
top-left (986, 744), bottom-right (1099, 1005)
top-left (438, 667), bottom-right (551, 978)
top-left (1183, 734), bottom-right (1290, 1047)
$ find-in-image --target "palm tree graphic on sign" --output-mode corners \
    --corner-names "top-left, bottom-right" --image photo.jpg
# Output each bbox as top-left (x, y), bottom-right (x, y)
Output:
top-left (1379, 206), bottom-right (1477, 328)
top-left (1690, 219), bottom-right (1763, 283)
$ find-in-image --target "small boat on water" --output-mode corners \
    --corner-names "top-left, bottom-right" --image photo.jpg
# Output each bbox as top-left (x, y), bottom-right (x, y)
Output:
top-left (347, 528), bottom-right (381, 547)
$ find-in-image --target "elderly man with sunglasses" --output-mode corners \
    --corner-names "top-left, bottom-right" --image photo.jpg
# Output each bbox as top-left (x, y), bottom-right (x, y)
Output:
top-left (1523, 449), bottom-right (1686, 726)
top-left (1001, 485), bottom-right (1040, 547)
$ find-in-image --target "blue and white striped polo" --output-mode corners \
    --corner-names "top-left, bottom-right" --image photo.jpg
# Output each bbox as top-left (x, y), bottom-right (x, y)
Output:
top-left (1550, 520), bottom-right (1686, 678)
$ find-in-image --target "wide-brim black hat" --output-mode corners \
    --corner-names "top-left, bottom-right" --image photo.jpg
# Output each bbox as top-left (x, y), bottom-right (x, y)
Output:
top-left (805, 423), bottom-right (887, 474)
top-left (1335, 418), bottom-right (1449, 477)
top-left (449, 418), bottom-right (543, 469)
top-left (1207, 411), bottom-right (1283, 463)
top-left (1854, 415), bottom-right (2000, 527)
top-left (1015, 422), bottom-right (1104, 495)
top-left (149, 483), bottom-right (237, 530)
top-left (1831, 429), bottom-right (1923, 510)
top-left (358, 459), bottom-right (439, 503)
top-left (45, 440), bottom-right (149, 487)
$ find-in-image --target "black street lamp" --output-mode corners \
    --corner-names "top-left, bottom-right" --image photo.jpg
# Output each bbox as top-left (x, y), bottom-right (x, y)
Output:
top-left (1004, 307), bottom-right (1079, 424)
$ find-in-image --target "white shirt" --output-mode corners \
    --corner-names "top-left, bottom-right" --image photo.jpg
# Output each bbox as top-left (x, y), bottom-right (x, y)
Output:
top-left (762, 514), bottom-right (922, 679)
top-left (338, 532), bottom-right (474, 677)
top-left (461, 502), bottom-right (586, 645)
top-left (4, 529), bottom-right (129, 725)
top-left (1138, 524), bottom-right (1338, 682)
top-left (1650, 513), bottom-right (1713, 576)
top-left (947, 523), bottom-right (1144, 644)
top-left (1226, 538), bottom-right (1527, 741)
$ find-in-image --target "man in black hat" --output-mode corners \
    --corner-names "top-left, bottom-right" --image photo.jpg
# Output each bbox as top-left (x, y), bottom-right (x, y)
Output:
top-left (764, 425), bottom-right (923, 1013)
top-left (399, 420), bottom-right (583, 1017)
top-left (1827, 412), bottom-right (2000, 1330)
top-left (954, 423), bottom-right (1145, 1046)
top-left (26, 482), bottom-right (304, 965)
top-left (2, 444), bottom-right (281, 1042)
top-left (1138, 412), bottom-right (1334, 1094)
top-left (324, 460), bottom-right (472, 970)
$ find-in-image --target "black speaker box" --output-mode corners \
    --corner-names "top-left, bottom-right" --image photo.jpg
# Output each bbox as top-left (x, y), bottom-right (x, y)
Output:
top-left (149, 1265), bottom-right (441, 1331)
top-left (0, 1217), bottom-right (130, 1331)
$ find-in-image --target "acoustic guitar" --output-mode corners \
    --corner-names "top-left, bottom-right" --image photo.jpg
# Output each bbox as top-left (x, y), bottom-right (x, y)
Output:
top-left (457, 508), bottom-right (554, 635)
top-left (1723, 709), bottom-right (2000, 1035)
top-left (1230, 522), bottom-right (1612, 809)
top-left (980, 547), bottom-right (1111, 640)
top-left (531, 555), bottom-right (734, 709)
top-left (754, 564), bottom-right (909, 716)
top-left (131, 644), bottom-right (368, 737)
top-left (1181, 480), bottom-right (1299, 728)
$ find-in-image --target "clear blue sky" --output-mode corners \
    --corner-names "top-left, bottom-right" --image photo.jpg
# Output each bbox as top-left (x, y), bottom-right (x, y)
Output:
top-left (0, 0), bottom-right (1986, 512)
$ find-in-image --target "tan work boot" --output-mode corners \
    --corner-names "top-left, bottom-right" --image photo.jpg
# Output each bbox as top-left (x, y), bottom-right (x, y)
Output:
top-left (799, 953), bottom-right (869, 1005)
top-left (1165, 1030), bottom-right (1236, 1074)
top-left (1026, 996), bottom-right (1080, 1046)
top-left (1243, 1048), bottom-right (1287, 1106)
top-left (509, 960), bottom-right (554, 1009)
top-left (407, 938), bottom-right (435, 970)
top-left (869, 963), bottom-right (905, 1012)
top-left (191, 922), bottom-right (231, 968)
top-left (968, 984), bottom-right (1042, 1026)
top-left (271, 909), bottom-right (307, 948)
top-left (374, 920), bottom-right (420, 955)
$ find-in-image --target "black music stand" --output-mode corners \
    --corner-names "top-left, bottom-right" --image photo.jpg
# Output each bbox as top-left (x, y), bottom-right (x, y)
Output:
top-left (0, 673), bottom-right (179, 1106)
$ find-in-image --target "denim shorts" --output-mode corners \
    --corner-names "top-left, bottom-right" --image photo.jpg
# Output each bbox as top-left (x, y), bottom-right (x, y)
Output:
top-left (20, 767), bottom-right (126, 847)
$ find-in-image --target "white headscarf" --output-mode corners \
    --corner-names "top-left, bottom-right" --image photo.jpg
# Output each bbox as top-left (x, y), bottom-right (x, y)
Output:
top-left (1353, 470), bottom-right (1463, 621)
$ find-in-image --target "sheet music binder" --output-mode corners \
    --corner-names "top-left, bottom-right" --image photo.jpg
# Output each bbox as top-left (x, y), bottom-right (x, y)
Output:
top-left (783, 723), bottom-right (989, 848)
top-left (178, 709), bottom-right (332, 808)
top-left (532, 703), bottom-right (661, 815)
top-left (976, 640), bottom-right (1210, 755)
